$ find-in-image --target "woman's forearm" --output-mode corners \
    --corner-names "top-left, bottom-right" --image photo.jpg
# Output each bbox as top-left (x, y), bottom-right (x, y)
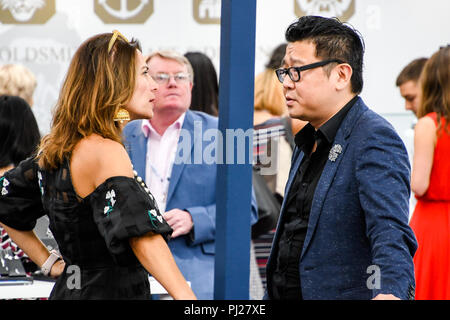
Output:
top-left (129, 232), bottom-right (197, 300)
top-left (0, 222), bottom-right (50, 268)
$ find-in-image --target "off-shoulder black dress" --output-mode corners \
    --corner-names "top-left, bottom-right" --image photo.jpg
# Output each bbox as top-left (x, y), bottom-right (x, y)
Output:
top-left (0, 157), bottom-right (172, 299)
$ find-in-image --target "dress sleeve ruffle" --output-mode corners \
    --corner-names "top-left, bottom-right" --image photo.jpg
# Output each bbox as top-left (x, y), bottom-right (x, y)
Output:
top-left (0, 157), bottom-right (45, 231)
top-left (89, 176), bottom-right (172, 265)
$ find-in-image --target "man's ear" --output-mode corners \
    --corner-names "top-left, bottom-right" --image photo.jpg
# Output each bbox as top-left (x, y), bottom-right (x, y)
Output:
top-left (334, 63), bottom-right (353, 91)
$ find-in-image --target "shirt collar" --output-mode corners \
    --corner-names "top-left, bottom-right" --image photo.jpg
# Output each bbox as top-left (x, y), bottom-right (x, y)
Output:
top-left (319, 95), bottom-right (358, 144)
top-left (294, 95), bottom-right (358, 152)
top-left (141, 112), bottom-right (186, 138)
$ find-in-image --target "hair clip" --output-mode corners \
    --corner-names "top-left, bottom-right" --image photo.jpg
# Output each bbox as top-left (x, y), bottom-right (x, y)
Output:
top-left (108, 30), bottom-right (129, 54)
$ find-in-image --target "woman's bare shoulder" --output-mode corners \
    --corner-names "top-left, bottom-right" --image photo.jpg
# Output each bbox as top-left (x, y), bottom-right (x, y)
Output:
top-left (72, 134), bottom-right (133, 190)
top-left (414, 116), bottom-right (437, 142)
top-left (416, 115), bottom-right (436, 128)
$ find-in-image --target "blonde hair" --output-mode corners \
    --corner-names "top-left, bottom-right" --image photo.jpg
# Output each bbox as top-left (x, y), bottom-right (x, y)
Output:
top-left (38, 32), bottom-right (141, 170)
top-left (146, 50), bottom-right (194, 81)
top-left (0, 64), bottom-right (37, 106)
top-left (417, 46), bottom-right (450, 132)
top-left (254, 68), bottom-right (286, 116)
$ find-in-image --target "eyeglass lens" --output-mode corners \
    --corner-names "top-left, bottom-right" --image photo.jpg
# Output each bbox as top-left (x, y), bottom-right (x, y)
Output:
top-left (275, 59), bottom-right (343, 83)
top-left (276, 68), bottom-right (300, 83)
top-left (152, 73), bottom-right (190, 84)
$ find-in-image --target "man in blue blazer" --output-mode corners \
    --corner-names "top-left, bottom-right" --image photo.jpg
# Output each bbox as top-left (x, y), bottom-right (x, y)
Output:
top-left (265, 16), bottom-right (417, 300)
top-left (123, 51), bottom-right (257, 299)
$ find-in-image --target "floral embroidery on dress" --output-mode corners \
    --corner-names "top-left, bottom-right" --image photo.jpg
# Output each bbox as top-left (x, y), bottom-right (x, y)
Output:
top-left (0, 177), bottom-right (9, 196)
top-left (148, 209), bottom-right (163, 227)
top-left (104, 189), bottom-right (116, 216)
top-left (131, 170), bottom-right (164, 227)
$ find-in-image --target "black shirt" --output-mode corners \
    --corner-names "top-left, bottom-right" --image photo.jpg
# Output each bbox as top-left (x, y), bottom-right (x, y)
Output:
top-left (270, 96), bottom-right (358, 300)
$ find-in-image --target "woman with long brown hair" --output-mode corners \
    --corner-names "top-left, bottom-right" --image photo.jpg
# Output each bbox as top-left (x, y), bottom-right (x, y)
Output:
top-left (410, 45), bottom-right (450, 300)
top-left (0, 31), bottom-right (196, 300)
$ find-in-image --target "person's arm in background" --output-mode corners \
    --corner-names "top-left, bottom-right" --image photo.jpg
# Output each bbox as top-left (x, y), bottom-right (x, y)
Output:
top-left (0, 159), bottom-right (65, 278)
top-left (0, 223), bottom-right (65, 277)
top-left (411, 116), bottom-right (436, 197)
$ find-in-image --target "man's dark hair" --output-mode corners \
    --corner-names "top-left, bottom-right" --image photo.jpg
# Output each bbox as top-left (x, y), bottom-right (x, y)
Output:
top-left (395, 57), bottom-right (428, 87)
top-left (285, 15), bottom-right (365, 94)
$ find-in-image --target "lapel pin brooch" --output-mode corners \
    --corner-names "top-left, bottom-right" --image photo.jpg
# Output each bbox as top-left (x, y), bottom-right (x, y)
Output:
top-left (328, 144), bottom-right (343, 162)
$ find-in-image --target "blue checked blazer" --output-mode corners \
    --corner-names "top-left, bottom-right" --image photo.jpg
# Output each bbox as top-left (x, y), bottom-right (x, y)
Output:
top-left (265, 97), bottom-right (417, 300)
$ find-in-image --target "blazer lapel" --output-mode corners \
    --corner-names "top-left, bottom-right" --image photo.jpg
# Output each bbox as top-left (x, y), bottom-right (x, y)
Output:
top-left (166, 111), bottom-right (196, 205)
top-left (300, 134), bottom-right (348, 259)
top-left (300, 98), bottom-right (367, 259)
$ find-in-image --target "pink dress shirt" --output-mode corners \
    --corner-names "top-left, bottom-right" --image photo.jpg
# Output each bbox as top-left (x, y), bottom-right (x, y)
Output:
top-left (141, 113), bottom-right (186, 213)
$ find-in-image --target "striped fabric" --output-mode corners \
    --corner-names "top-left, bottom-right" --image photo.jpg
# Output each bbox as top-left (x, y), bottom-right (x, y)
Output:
top-left (252, 229), bottom-right (276, 290)
top-left (252, 118), bottom-right (289, 290)
top-left (0, 226), bottom-right (26, 259)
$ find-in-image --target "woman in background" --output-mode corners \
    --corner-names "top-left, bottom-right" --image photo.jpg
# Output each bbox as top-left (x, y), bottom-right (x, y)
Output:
top-left (184, 51), bottom-right (219, 116)
top-left (0, 95), bottom-right (40, 174)
top-left (410, 45), bottom-right (450, 300)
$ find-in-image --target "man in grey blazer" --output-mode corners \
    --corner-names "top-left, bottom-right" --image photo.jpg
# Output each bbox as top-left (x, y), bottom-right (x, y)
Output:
top-left (265, 16), bottom-right (417, 300)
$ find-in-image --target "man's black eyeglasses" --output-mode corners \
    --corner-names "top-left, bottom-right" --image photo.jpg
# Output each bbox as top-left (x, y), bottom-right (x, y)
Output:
top-left (275, 59), bottom-right (344, 83)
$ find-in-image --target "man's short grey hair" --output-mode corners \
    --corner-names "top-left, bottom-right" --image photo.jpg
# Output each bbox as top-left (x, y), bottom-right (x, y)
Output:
top-left (146, 50), bottom-right (194, 81)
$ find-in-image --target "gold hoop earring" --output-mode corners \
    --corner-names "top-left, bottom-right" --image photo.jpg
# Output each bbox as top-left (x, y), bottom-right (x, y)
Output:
top-left (114, 108), bottom-right (130, 123)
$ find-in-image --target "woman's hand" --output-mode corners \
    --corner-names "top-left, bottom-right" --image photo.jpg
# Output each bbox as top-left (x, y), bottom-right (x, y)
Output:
top-left (49, 259), bottom-right (66, 279)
